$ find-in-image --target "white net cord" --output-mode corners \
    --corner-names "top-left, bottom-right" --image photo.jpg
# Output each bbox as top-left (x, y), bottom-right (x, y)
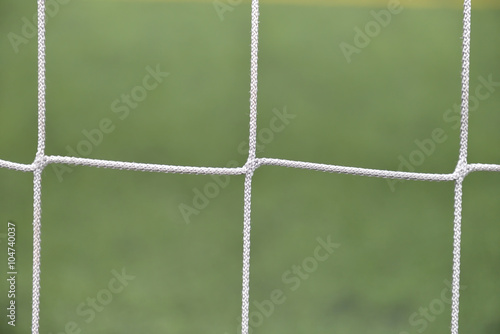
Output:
top-left (0, 0), bottom-right (491, 333)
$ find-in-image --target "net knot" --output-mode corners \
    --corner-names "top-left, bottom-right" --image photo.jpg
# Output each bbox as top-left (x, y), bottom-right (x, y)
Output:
top-left (33, 155), bottom-right (48, 170)
top-left (244, 158), bottom-right (260, 174)
top-left (454, 162), bottom-right (470, 180)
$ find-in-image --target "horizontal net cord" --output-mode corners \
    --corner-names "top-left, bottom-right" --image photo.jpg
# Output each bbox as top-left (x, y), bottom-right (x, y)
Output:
top-left (0, 158), bottom-right (36, 172)
top-left (257, 157), bottom-right (458, 181)
top-left (2, 156), bottom-right (500, 179)
top-left (47, 156), bottom-right (247, 175)
top-left (0, 156), bottom-right (246, 175)
top-left (467, 163), bottom-right (500, 173)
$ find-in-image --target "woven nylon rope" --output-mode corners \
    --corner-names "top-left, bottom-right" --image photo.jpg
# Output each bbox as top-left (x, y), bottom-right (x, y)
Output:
top-left (241, 0), bottom-right (261, 333)
top-left (32, 0), bottom-right (46, 333)
top-left (0, 0), bottom-right (496, 333)
top-left (450, 0), bottom-right (472, 333)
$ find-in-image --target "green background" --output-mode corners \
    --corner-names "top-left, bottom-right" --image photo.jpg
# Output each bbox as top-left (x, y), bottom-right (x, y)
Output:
top-left (1, 1), bottom-right (499, 333)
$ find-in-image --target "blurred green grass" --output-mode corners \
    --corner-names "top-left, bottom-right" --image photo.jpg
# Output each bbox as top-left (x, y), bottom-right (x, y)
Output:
top-left (1, 1), bottom-right (499, 334)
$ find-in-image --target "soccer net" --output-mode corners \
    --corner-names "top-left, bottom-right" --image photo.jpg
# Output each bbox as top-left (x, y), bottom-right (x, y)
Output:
top-left (0, 0), bottom-right (498, 333)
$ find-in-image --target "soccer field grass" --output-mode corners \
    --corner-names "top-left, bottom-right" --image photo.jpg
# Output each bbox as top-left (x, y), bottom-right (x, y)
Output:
top-left (1, 1), bottom-right (500, 333)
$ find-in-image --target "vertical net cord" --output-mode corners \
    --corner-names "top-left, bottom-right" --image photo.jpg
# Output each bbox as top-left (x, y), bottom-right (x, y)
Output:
top-left (451, 0), bottom-right (471, 333)
top-left (33, 0), bottom-right (47, 333)
top-left (241, 1), bottom-right (260, 334)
